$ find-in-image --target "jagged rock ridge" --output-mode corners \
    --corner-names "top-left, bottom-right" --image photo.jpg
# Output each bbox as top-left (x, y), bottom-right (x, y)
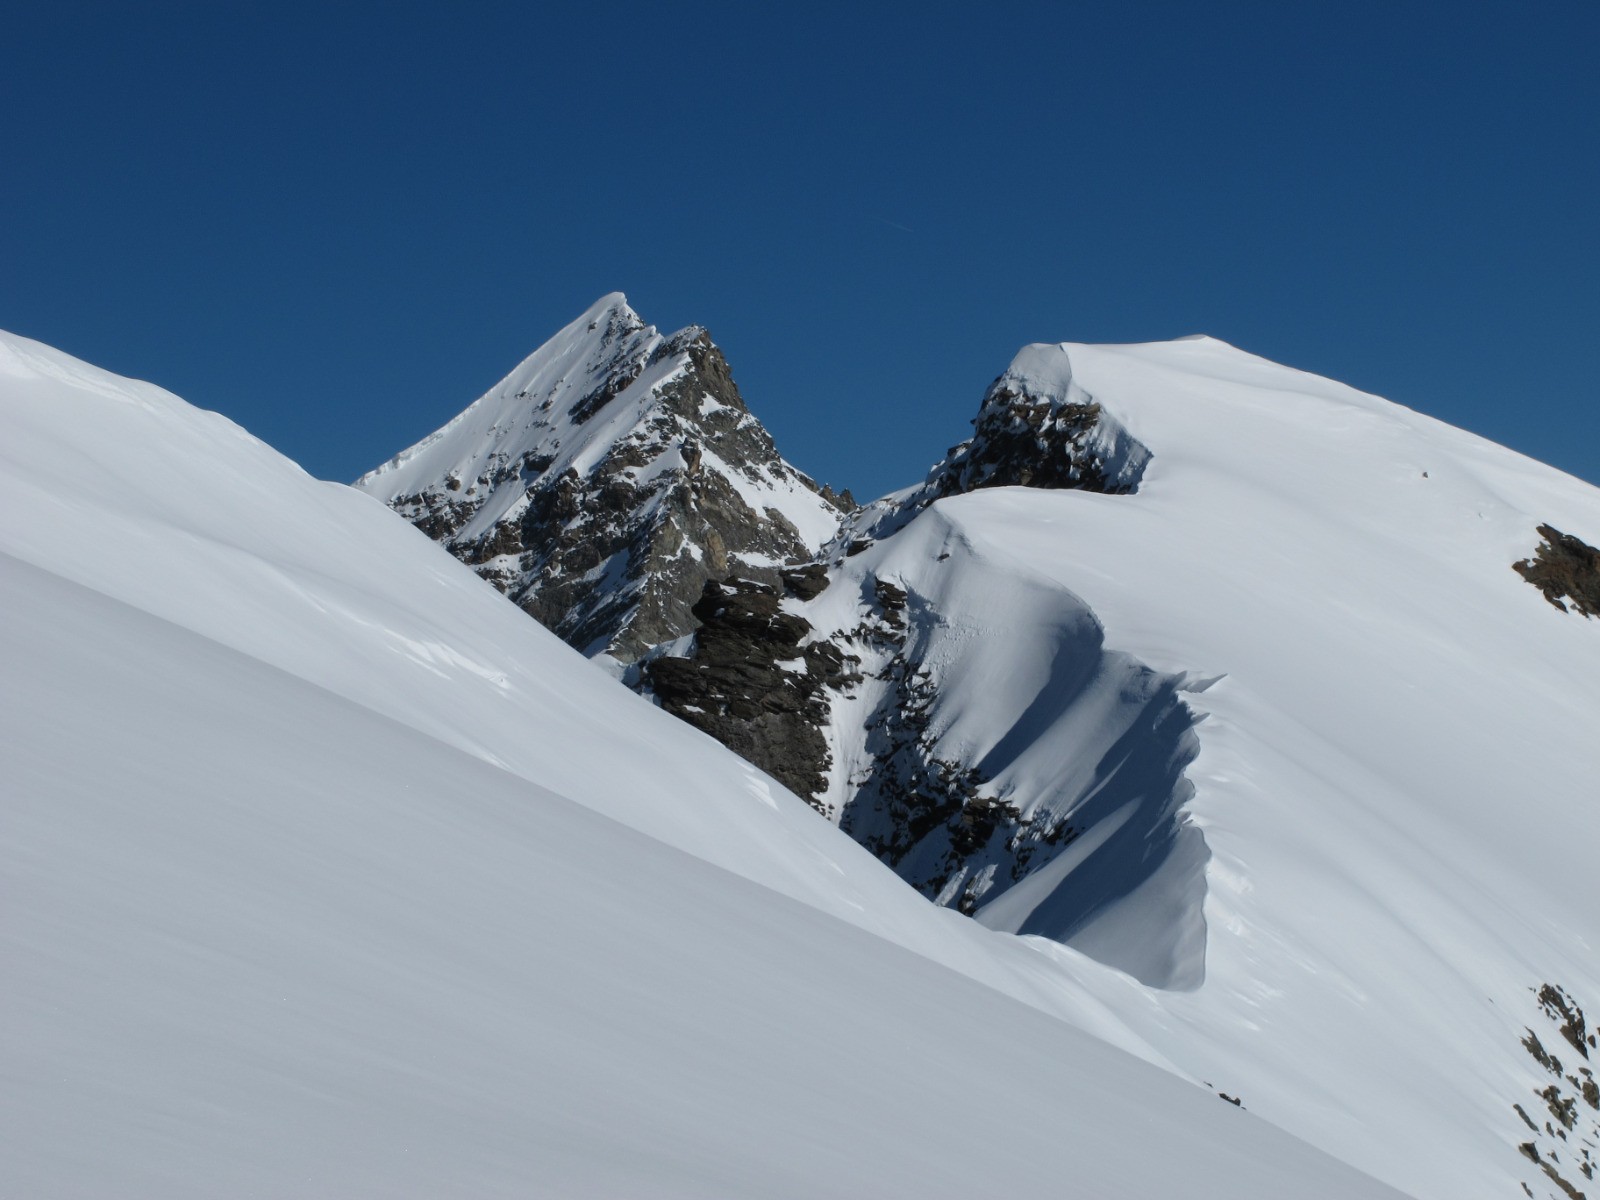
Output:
top-left (356, 294), bottom-right (853, 664)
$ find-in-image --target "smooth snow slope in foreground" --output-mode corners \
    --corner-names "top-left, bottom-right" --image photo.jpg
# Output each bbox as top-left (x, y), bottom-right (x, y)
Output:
top-left (0, 332), bottom-right (1398, 1196)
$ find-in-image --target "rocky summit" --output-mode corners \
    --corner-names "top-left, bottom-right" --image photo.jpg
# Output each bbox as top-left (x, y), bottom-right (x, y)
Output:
top-left (355, 294), bottom-right (852, 666)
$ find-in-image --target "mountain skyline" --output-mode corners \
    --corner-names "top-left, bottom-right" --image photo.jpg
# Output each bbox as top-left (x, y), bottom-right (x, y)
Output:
top-left (4, 3), bottom-right (1597, 501)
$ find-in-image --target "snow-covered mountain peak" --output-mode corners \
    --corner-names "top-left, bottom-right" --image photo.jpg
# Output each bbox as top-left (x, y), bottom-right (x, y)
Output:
top-left (357, 296), bottom-right (852, 664)
top-left (358, 292), bottom-right (662, 506)
top-left (581, 287), bottom-right (635, 320)
top-left (492, 289), bottom-right (654, 402)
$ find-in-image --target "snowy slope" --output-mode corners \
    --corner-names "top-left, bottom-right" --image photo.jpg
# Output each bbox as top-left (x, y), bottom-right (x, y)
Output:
top-left (805, 507), bottom-right (1208, 989)
top-left (631, 329), bottom-right (1600, 1198)
top-left (354, 294), bottom-right (849, 663)
top-left (0, 331), bottom-right (1402, 1196)
top-left (800, 337), bottom-right (1600, 1200)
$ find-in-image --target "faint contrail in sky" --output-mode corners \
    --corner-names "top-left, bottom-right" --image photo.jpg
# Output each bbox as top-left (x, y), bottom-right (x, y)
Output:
top-left (873, 216), bottom-right (915, 234)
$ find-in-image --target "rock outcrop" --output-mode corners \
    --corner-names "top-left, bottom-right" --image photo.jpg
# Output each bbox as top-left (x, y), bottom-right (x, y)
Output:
top-left (646, 569), bottom-right (858, 805)
top-left (841, 343), bottom-right (1151, 552)
top-left (1516, 524), bottom-right (1600, 619)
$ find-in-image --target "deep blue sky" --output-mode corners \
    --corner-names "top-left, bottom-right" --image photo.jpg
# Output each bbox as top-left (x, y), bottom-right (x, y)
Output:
top-left (4, 2), bottom-right (1596, 500)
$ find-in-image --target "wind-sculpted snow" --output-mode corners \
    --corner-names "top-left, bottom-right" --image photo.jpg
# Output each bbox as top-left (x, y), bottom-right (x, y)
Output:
top-left (640, 518), bottom-right (1210, 989)
top-left (969, 655), bottom-right (1207, 989)
top-left (364, 305), bottom-right (1197, 984)
top-left (797, 506), bottom-right (1211, 989)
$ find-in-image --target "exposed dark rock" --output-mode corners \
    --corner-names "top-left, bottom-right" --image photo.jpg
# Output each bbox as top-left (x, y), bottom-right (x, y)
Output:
top-left (780, 563), bottom-right (830, 601)
top-left (396, 489), bottom-right (474, 542)
top-left (928, 389), bottom-right (1130, 498)
top-left (873, 579), bottom-right (907, 623)
top-left (1528, 1029), bottom-right (1565, 1077)
top-left (1542, 1161), bottom-right (1586, 1200)
top-left (1521, 1141), bottom-right (1589, 1200)
top-left (566, 351), bottom-right (648, 425)
top-left (837, 627), bottom-right (1000, 902)
top-left (1539, 984), bottom-right (1593, 1060)
top-left (824, 574), bottom-right (1151, 927)
top-left (1516, 525), bottom-right (1600, 618)
top-left (510, 335), bottom-right (849, 662)
top-left (1544, 1084), bottom-right (1580, 1131)
top-left (646, 577), bottom-right (861, 807)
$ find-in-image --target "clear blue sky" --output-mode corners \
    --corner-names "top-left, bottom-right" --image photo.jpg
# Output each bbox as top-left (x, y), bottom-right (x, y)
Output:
top-left (4, 1), bottom-right (1596, 501)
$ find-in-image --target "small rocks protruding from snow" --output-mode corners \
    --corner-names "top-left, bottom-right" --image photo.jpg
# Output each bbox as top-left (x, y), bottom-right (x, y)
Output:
top-left (1515, 983), bottom-right (1599, 1198)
